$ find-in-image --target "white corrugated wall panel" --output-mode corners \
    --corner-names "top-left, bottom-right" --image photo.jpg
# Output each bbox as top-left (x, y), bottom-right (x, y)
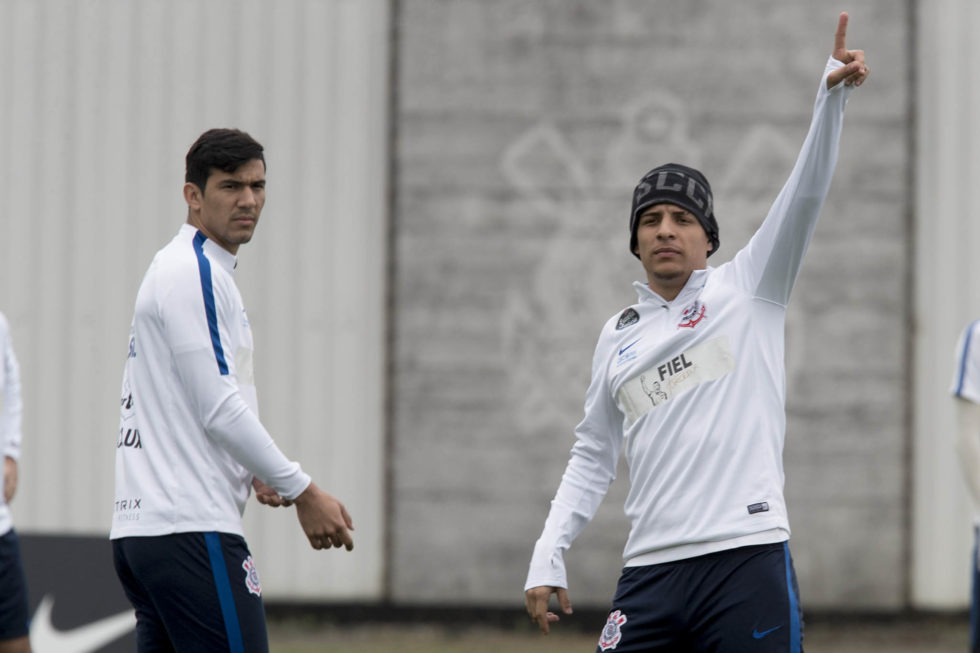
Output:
top-left (0, 0), bottom-right (389, 600)
top-left (913, 0), bottom-right (980, 607)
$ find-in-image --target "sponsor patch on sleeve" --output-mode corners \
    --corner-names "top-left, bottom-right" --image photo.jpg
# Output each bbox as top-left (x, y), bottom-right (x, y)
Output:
top-left (235, 347), bottom-right (254, 386)
top-left (616, 308), bottom-right (639, 330)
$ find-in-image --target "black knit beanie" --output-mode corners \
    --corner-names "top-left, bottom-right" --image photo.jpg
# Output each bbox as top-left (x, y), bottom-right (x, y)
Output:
top-left (629, 163), bottom-right (720, 258)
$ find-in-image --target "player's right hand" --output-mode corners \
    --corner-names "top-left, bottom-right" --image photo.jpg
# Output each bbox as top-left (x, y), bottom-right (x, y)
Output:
top-left (827, 12), bottom-right (869, 89)
top-left (525, 585), bottom-right (572, 634)
top-left (252, 477), bottom-right (293, 507)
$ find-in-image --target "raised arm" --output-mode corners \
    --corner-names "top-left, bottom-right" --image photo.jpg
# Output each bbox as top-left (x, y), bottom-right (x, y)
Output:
top-left (729, 13), bottom-right (868, 305)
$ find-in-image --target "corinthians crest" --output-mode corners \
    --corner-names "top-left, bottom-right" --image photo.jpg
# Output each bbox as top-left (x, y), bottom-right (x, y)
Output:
top-left (598, 609), bottom-right (628, 650)
top-left (678, 300), bottom-right (706, 328)
top-left (242, 556), bottom-right (261, 597)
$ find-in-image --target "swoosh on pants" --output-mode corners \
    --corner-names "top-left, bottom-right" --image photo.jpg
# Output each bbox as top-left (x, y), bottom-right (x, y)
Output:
top-left (30, 595), bottom-right (135, 653)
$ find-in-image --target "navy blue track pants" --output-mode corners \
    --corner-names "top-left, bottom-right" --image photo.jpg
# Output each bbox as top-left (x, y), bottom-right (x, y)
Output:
top-left (113, 532), bottom-right (268, 653)
top-left (596, 542), bottom-right (803, 653)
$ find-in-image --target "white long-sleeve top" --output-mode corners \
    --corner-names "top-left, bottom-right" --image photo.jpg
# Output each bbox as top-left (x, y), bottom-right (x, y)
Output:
top-left (953, 321), bottom-right (980, 405)
top-left (951, 320), bottom-right (980, 524)
top-left (111, 225), bottom-right (311, 539)
top-left (526, 57), bottom-right (854, 590)
top-left (0, 312), bottom-right (22, 537)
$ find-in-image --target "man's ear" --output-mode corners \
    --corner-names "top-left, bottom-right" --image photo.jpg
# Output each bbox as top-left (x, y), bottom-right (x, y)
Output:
top-left (183, 182), bottom-right (202, 210)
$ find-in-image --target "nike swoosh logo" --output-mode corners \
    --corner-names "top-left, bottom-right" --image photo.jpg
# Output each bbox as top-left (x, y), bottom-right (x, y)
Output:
top-left (752, 625), bottom-right (783, 639)
top-left (619, 339), bottom-right (641, 355)
top-left (31, 594), bottom-right (135, 653)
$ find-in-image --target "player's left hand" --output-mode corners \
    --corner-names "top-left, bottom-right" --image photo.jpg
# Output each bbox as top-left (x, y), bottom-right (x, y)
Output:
top-left (293, 481), bottom-right (355, 551)
top-left (3, 457), bottom-right (17, 504)
top-left (252, 477), bottom-right (293, 508)
top-left (827, 12), bottom-right (869, 89)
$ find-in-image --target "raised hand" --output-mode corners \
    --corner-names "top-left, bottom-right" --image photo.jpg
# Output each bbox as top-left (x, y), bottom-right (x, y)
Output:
top-left (827, 12), bottom-right (869, 88)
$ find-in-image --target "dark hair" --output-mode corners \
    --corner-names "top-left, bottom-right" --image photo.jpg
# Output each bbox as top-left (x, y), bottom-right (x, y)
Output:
top-left (185, 128), bottom-right (265, 193)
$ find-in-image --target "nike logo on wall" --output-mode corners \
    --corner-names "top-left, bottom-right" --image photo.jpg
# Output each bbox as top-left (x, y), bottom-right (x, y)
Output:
top-left (752, 625), bottom-right (783, 639)
top-left (619, 339), bottom-right (641, 355)
top-left (31, 595), bottom-right (135, 653)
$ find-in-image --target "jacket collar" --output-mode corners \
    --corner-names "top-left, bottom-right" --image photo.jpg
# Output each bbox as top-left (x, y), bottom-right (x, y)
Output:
top-left (181, 223), bottom-right (238, 273)
top-left (633, 268), bottom-right (710, 306)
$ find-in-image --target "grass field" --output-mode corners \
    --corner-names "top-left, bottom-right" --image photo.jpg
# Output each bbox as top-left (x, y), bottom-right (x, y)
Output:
top-left (266, 613), bottom-right (971, 653)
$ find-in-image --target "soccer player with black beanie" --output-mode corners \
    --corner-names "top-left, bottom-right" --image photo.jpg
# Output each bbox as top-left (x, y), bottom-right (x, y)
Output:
top-left (525, 14), bottom-right (868, 653)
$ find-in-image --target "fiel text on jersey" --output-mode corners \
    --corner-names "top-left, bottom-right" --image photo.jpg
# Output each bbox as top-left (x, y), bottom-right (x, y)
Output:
top-left (656, 354), bottom-right (692, 382)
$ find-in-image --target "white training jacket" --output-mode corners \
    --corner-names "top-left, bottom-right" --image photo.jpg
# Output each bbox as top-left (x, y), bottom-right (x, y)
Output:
top-left (0, 312), bottom-right (22, 537)
top-left (526, 57), bottom-right (854, 590)
top-left (951, 319), bottom-right (980, 524)
top-left (111, 224), bottom-right (311, 539)
top-left (953, 321), bottom-right (980, 406)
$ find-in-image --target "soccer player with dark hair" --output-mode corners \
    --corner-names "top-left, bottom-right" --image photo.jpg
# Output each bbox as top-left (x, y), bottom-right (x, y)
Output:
top-left (111, 128), bottom-right (354, 652)
top-left (524, 14), bottom-right (868, 652)
top-left (952, 321), bottom-right (980, 653)
top-left (0, 312), bottom-right (30, 653)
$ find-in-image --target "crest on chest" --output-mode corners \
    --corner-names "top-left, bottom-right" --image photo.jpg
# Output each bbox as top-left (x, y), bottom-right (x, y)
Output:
top-left (677, 300), bottom-right (706, 329)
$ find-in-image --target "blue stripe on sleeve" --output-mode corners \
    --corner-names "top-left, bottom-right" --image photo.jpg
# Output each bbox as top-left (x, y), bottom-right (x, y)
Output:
top-left (956, 321), bottom-right (979, 397)
top-left (783, 542), bottom-right (801, 653)
top-left (193, 231), bottom-right (230, 375)
top-left (205, 532), bottom-right (245, 653)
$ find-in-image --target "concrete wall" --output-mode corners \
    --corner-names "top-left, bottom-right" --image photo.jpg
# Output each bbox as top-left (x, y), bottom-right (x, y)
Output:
top-left (391, 0), bottom-right (911, 609)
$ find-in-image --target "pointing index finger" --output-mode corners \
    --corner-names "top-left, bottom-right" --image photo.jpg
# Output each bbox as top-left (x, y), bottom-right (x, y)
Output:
top-left (833, 12), bottom-right (848, 58)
